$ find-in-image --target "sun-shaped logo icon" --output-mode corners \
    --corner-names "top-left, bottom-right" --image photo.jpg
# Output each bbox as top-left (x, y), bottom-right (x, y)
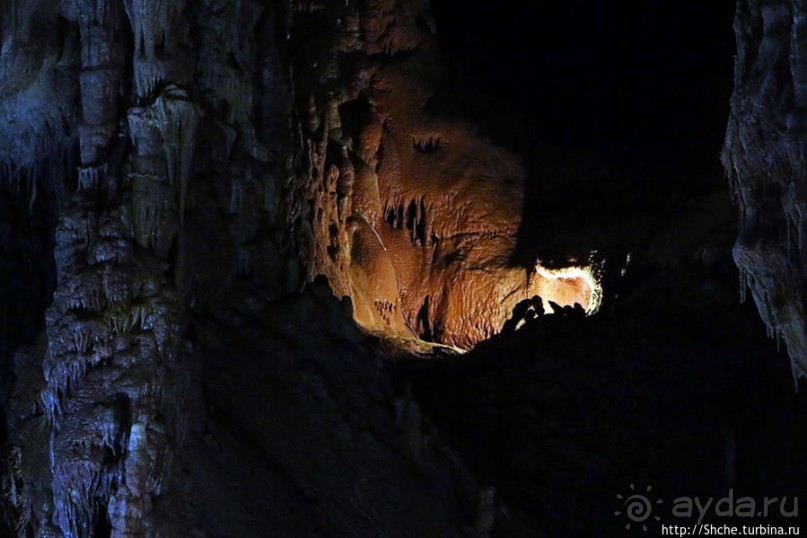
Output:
top-left (615, 484), bottom-right (663, 531)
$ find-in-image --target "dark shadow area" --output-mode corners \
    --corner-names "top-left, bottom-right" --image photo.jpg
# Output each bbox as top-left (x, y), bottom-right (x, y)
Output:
top-left (389, 1), bottom-right (807, 536)
top-left (0, 185), bottom-right (59, 537)
top-left (0, 186), bottom-right (59, 423)
top-left (430, 0), bottom-right (736, 268)
top-left (393, 258), bottom-right (807, 536)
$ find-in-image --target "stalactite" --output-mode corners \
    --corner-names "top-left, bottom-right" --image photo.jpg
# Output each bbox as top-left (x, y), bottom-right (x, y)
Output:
top-left (27, 170), bottom-right (37, 213)
top-left (0, 17), bottom-right (79, 192)
top-left (412, 134), bottom-right (441, 153)
top-left (123, 0), bottom-right (183, 59)
top-left (230, 179), bottom-right (244, 214)
top-left (1, 446), bottom-right (32, 536)
top-left (122, 0), bottom-right (186, 98)
top-left (738, 266), bottom-right (748, 304)
top-left (224, 72), bottom-right (255, 125)
top-left (1, 163), bottom-right (39, 213)
top-left (236, 246), bottom-right (254, 276)
top-left (78, 164), bottom-right (106, 191)
top-left (726, 0), bottom-right (807, 372)
top-left (52, 458), bottom-right (107, 538)
top-left (155, 92), bottom-right (200, 224)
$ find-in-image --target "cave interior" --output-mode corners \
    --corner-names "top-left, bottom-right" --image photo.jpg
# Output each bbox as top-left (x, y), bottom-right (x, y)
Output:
top-left (1, 0), bottom-right (806, 537)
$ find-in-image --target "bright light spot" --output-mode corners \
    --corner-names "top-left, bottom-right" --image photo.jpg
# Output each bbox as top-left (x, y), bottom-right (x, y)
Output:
top-left (533, 263), bottom-right (603, 315)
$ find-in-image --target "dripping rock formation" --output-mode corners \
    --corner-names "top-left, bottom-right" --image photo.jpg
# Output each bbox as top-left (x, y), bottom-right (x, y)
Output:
top-left (724, 0), bottom-right (807, 378)
top-left (0, 0), bottom-right (806, 537)
top-left (282, 0), bottom-right (599, 349)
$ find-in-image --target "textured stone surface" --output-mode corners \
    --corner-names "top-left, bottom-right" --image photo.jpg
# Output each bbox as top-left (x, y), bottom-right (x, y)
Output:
top-left (724, 0), bottom-right (807, 378)
top-left (0, 0), bottom-right (295, 535)
top-left (282, 0), bottom-right (600, 349)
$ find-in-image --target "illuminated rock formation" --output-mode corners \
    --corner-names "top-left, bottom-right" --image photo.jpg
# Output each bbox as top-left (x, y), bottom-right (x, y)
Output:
top-left (284, 0), bottom-right (600, 349)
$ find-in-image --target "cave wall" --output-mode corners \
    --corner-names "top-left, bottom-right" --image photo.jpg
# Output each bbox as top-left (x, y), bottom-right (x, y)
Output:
top-left (282, 0), bottom-right (599, 350)
top-left (1, 0), bottom-right (294, 535)
top-left (724, 0), bottom-right (807, 378)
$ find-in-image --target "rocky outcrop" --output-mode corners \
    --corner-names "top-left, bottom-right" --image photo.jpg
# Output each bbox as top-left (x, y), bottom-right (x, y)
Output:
top-left (724, 0), bottom-right (807, 378)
